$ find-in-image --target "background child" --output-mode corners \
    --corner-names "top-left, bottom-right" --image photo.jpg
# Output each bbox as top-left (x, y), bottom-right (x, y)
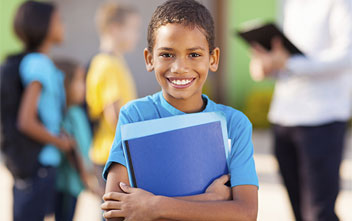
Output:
top-left (86, 1), bottom-right (141, 194)
top-left (102, 0), bottom-right (259, 220)
top-left (54, 58), bottom-right (101, 221)
top-left (10, 1), bottom-right (73, 220)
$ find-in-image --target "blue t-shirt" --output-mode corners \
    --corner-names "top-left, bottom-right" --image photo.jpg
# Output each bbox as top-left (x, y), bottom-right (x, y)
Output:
top-left (20, 53), bottom-right (66, 167)
top-left (103, 92), bottom-right (259, 188)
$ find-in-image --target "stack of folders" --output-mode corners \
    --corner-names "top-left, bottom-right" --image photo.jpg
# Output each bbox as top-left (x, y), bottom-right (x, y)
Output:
top-left (121, 112), bottom-right (231, 197)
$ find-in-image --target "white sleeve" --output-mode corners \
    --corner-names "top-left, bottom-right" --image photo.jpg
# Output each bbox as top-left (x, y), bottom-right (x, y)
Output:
top-left (284, 0), bottom-right (352, 76)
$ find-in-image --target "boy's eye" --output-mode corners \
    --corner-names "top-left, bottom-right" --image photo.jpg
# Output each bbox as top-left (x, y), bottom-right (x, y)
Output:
top-left (160, 53), bottom-right (174, 58)
top-left (189, 53), bottom-right (201, 58)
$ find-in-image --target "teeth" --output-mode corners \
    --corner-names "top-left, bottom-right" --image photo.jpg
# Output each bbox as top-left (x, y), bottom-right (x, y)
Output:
top-left (171, 79), bottom-right (192, 85)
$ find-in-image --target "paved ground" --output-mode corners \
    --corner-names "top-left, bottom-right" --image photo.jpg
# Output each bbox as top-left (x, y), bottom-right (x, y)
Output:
top-left (0, 129), bottom-right (351, 221)
top-left (252, 130), bottom-right (352, 221)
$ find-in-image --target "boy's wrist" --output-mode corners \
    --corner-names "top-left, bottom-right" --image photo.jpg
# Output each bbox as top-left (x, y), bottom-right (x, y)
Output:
top-left (151, 195), bottom-right (166, 219)
top-left (204, 192), bottom-right (221, 201)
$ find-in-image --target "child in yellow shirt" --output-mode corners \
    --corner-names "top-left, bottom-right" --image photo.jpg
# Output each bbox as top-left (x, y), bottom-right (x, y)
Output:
top-left (86, 1), bottom-right (141, 193)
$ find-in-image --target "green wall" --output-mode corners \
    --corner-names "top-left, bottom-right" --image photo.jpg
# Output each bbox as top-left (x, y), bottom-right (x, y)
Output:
top-left (0, 0), bottom-right (25, 62)
top-left (226, 0), bottom-right (277, 127)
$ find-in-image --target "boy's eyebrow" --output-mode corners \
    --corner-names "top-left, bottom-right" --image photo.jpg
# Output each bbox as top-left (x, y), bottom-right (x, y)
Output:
top-left (156, 47), bottom-right (206, 51)
top-left (156, 47), bottom-right (174, 51)
top-left (187, 47), bottom-right (206, 51)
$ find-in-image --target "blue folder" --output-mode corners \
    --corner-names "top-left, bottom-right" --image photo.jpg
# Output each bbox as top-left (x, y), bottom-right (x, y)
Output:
top-left (121, 112), bottom-right (230, 197)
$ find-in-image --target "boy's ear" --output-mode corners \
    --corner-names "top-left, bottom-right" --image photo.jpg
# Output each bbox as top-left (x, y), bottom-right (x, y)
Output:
top-left (209, 47), bottom-right (220, 72)
top-left (144, 48), bottom-right (154, 72)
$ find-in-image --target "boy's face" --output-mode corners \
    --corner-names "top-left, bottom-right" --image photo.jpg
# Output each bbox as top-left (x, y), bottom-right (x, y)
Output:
top-left (144, 23), bottom-right (219, 104)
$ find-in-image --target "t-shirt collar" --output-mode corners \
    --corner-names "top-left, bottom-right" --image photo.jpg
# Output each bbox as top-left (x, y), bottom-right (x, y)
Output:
top-left (159, 91), bottom-right (213, 115)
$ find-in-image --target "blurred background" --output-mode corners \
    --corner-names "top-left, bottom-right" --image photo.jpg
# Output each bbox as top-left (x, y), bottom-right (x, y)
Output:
top-left (1, 0), bottom-right (277, 114)
top-left (0, 0), bottom-right (351, 220)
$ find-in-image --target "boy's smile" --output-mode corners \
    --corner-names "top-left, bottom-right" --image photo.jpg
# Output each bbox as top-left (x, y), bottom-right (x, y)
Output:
top-left (167, 77), bottom-right (195, 88)
top-left (144, 23), bottom-right (220, 113)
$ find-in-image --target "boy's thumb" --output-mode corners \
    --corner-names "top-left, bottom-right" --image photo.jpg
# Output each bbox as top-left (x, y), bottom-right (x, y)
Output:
top-left (218, 174), bottom-right (230, 184)
top-left (119, 182), bottom-right (132, 193)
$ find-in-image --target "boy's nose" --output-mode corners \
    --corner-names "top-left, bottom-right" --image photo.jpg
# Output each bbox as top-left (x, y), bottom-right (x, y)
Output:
top-left (171, 58), bottom-right (189, 74)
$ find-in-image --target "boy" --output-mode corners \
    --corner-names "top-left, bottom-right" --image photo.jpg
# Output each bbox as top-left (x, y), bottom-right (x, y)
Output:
top-left (102, 0), bottom-right (259, 220)
top-left (86, 1), bottom-right (141, 193)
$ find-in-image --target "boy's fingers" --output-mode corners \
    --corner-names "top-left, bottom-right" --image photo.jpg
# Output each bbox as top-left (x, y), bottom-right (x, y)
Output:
top-left (103, 210), bottom-right (125, 219)
top-left (101, 201), bottom-right (122, 210)
top-left (120, 182), bottom-right (135, 193)
top-left (103, 192), bottom-right (125, 201)
top-left (217, 174), bottom-right (230, 184)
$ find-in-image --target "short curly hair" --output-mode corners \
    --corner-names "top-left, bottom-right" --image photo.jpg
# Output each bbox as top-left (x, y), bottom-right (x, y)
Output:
top-left (147, 0), bottom-right (215, 53)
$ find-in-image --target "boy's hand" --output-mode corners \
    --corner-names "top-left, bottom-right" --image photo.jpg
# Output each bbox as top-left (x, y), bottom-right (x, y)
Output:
top-left (102, 182), bottom-right (159, 221)
top-left (205, 174), bottom-right (232, 201)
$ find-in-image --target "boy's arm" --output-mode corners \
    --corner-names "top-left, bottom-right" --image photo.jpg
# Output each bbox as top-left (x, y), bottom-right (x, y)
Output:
top-left (105, 163), bottom-right (130, 221)
top-left (104, 163), bottom-right (234, 220)
top-left (155, 185), bottom-right (258, 220)
top-left (105, 163), bottom-right (177, 221)
top-left (174, 174), bottom-right (232, 201)
top-left (103, 164), bottom-right (256, 220)
top-left (103, 184), bottom-right (258, 221)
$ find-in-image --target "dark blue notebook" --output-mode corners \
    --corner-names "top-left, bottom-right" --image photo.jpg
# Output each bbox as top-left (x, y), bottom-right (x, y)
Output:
top-left (121, 112), bottom-right (230, 197)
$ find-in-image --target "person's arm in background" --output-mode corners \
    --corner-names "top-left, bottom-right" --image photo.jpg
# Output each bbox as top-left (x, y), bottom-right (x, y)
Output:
top-left (250, 0), bottom-right (352, 80)
top-left (103, 100), bottom-right (121, 131)
top-left (17, 81), bottom-right (72, 151)
top-left (284, 0), bottom-right (352, 76)
top-left (86, 61), bottom-right (121, 131)
top-left (100, 62), bottom-right (124, 131)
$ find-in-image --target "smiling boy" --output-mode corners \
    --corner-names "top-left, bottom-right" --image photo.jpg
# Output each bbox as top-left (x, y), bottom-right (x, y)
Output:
top-left (102, 0), bottom-right (259, 220)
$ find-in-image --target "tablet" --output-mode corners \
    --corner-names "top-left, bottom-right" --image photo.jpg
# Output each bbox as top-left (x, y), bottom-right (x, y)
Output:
top-left (237, 22), bottom-right (304, 55)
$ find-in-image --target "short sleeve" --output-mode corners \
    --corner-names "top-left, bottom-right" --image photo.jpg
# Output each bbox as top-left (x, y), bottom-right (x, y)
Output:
top-left (19, 53), bottom-right (51, 87)
top-left (102, 108), bottom-right (131, 180)
top-left (228, 115), bottom-right (259, 188)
